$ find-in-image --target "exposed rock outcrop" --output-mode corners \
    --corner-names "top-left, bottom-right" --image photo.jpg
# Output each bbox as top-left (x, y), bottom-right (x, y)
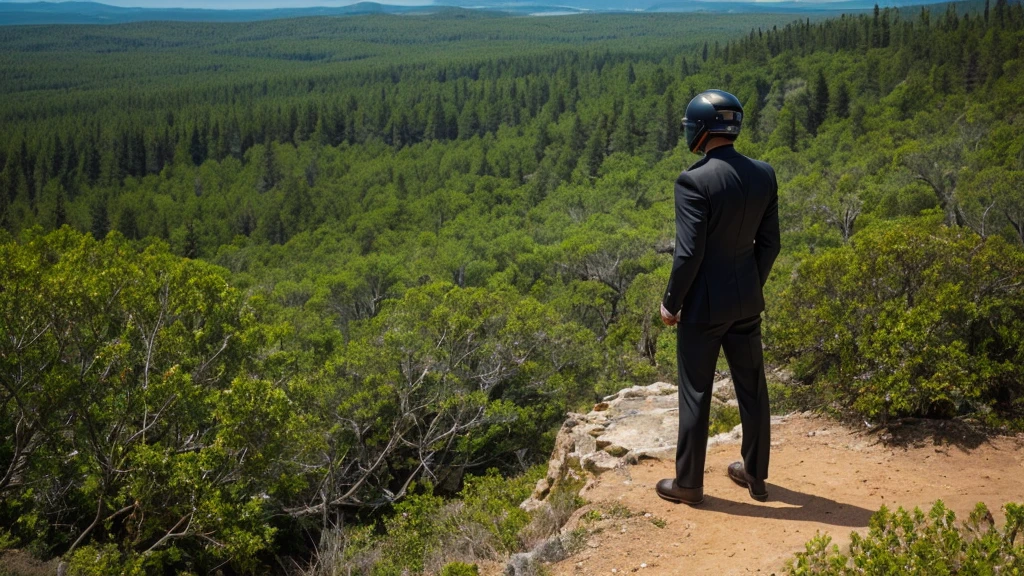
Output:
top-left (503, 534), bottom-right (568, 576)
top-left (521, 380), bottom-right (742, 512)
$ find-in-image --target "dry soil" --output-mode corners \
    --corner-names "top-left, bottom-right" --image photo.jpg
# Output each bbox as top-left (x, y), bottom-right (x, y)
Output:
top-left (544, 413), bottom-right (1024, 576)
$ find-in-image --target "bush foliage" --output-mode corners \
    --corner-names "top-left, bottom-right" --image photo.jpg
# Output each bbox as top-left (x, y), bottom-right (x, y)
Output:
top-left (309, 468), bottom-right (541, 576)
top-left (789, 500), bottom-right (1024, 575)
top-left (769, 218), bottom-right (1024, 426)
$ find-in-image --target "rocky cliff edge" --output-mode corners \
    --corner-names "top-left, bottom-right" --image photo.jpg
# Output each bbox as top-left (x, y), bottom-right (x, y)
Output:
top-left (521, 380), bottom-right (742, 513)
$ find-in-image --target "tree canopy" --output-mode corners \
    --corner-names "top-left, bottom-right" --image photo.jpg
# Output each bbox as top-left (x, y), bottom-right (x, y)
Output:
top-left (2, 2), bottom-right (1024, 573)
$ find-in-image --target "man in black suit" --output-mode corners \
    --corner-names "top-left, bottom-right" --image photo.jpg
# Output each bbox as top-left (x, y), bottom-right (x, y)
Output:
top-left (655, 89), bottom-right (780, 505)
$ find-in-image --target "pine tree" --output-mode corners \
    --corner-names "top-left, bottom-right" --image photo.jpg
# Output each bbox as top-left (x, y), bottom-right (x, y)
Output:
top-left (830, 81), bottom-right (851, 118)
top-left (808, 70), bottom-right (830, 134)
top-left (84, 139), bottom-right (101, 185)
top-left (189, 125), bottom-right (206, 167)
top-left (964, 51), bottom-right (981, 92)
top-left (533, 126), bottom-right (549, 162)
top-left (426, 94), bottom-right (446, 141)
top-left (90, 200), bottom-right (108, 239)
top-left (457, 106), bottom-right (479, 140)
top-left (581, 116), bottom-right (607, 178)
top-left (50, 135), bottom-right (64, 180)
top-left (237, 204), bottom-right (257, 237)
top-left (53, 189), bottom-right (67, 229)
top-left (286, 106), bottom-right (300, 144)
top-left (130, 131), bottom-right (146, 177)
top-left (994, 0), bottom-right (1007, 26)
top-left (611, 104), bottom-right (638, 155)
top-left (183, 220), bottom-right (200, 258)
top-left (871, 5), bottom-right (882, 48)
top-left (569, 114), bottom-right (587, 154)
top-left (744, 93), bottom-right (762, 141)
top-left (658, 91), bottom-right (679, 152)
top-left (117, 205), bottom-right (140, 240)
top-left (258, 141), bottom-right (280, 193)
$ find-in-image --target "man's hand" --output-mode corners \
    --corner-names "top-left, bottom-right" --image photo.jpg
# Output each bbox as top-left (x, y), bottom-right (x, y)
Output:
top-left (660, 303), bottom-right (680, 326)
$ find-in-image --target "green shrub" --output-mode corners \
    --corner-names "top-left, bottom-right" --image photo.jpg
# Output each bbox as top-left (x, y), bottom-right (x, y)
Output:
top-left (453, 468), bottom-right (537, 554)
top-left (768, 218), bottom-right (1024, 426)
top-left (709, 403), bottom-right (741, 436)
top-left (439, 562), bottom-right (479, 576)
top-left (65, 544), bottom-right (146, 576)
top-left (788, 500), bottom-right (1024, 575)
top-left (371, 485), bottom-right (447, 576)
top-left (0, 529), bottom-right (15, 551)
top-left (369, 468), bottom-right (541, 575)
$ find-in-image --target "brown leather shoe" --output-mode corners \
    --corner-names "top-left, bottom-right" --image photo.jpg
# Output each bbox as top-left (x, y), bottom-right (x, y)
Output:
top-left (655, 479), bottom-right (704, 505)
top-left (727, 462), bottom-right (768, 502)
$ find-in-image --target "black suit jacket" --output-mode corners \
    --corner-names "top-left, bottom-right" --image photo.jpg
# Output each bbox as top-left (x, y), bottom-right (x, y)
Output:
top-left (663, 145), bottom-right (780, 324)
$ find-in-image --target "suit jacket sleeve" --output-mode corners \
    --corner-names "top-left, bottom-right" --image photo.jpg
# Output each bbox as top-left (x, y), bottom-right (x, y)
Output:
top-left (662, 171), bottom-right (709, 316)
top-left (754, 167), bottom-right (781, 287)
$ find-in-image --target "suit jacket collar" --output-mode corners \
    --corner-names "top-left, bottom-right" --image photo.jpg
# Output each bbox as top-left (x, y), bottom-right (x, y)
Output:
top-left (704, 144), bottom-right (739, 159)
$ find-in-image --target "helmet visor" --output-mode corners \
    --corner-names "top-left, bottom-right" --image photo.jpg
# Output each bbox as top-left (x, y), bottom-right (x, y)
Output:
top-left (682, 118), bottom-right (700, 150)
top-left (715, 110), bottom-right (742, 123)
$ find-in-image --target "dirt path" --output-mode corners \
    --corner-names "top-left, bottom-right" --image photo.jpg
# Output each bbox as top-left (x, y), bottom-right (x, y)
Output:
top-left (544, 413), bottom-right (1024, 576)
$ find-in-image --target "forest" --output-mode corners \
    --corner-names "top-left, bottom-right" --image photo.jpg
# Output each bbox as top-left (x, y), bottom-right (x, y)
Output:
top-left (1, 1), bottom-right (1023, 574)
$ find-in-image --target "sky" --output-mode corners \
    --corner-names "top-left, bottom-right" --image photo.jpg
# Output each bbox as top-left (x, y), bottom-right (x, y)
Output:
top-left (0, 0), bottom-right (435, 7)
top-left (0, 0), bottom-right (926, 10)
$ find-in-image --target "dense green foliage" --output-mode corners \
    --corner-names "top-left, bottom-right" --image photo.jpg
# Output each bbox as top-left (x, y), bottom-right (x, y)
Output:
top-left (0, 230), bottom-right (288, 572)
top-left (771, 217), bottom-right (1024, 423)
top-left (0, 229), bottom-right (593, 573)
top-left (789, 500), bottom-right (1024, 574)
top-left (2, 1), bottom-right (1024, 572)
top-left (223, 467), bottom-right (543, 576)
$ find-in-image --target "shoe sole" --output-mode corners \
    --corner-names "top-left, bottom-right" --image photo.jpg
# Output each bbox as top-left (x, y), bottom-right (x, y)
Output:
top-left (728, 470), bottom-right (769, 502)
top-left (747, 486), bottom-right (769, 502)
top-left (656, 491), bottom-right (704, 506)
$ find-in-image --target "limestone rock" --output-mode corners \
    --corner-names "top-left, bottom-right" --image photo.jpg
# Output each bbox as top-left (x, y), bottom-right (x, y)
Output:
top-left (532, 478), bottom-right (550, 500)
top-left (520, 381), bottom-right (747, 512)
top-left (603, 444), bottom-right (628, 457)
top-left (504, 534), bottom-right (568, 575)
top-left (602, 381), bottom-right (676, 402)
top-left (581, 450), bottom-right (619, 474)
top-left (707, 424), bottom-right (743, 449)
top-left (712, 377), bottom-right (736, 402)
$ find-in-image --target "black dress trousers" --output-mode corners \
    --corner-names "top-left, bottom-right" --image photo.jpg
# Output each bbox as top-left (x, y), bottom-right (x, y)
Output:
top-left (675, 314), bottom-right (771, 489)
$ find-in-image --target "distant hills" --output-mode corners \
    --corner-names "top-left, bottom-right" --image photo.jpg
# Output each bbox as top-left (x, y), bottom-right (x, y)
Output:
top-left (0, 0), bottom-right (961, 24)
top-left (0, 1), bottom-right (428, 24)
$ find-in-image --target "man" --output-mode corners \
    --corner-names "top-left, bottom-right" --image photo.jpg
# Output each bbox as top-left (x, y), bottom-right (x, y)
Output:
top-left (655, 89), bottom-right (780, 505)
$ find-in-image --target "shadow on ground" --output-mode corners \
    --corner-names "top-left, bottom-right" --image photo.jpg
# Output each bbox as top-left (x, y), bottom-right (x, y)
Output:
top-left (878, 417), bottom-right (996, 451)
top-left (699, 484), bottom-right (876, 528)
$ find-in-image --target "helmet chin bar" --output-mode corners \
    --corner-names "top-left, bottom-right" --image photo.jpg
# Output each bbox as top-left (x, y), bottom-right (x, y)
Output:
top-left (690, 131), bottom-right (711, 153)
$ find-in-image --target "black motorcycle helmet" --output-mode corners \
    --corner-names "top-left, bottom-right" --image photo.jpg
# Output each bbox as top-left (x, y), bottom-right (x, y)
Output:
top-left (681, 89), bottom-right (743, 153)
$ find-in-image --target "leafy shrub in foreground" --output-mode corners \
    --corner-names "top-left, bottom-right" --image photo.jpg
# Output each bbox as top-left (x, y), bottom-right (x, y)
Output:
top-left (314, 468), bottom-right (540, 576)
top-left (788, 500), bottom-right (1024, 575)
top-left (0, 228), bottom-right (285, 574)
top-left (768, 218), bottom-right (1024, 425)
